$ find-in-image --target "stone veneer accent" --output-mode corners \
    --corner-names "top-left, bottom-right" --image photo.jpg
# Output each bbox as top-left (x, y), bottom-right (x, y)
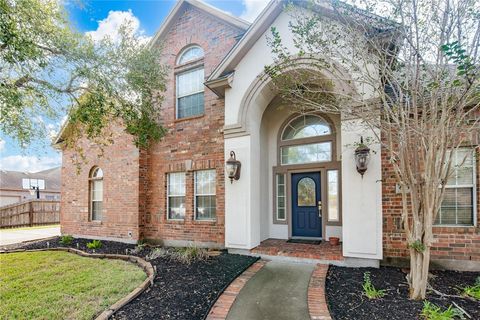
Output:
top-left (308, 264), bottom-right (332, 320)
top-left (206, 260), bottom-right (267, 320)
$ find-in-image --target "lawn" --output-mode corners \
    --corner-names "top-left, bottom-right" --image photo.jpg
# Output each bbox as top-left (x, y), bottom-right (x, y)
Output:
top-left (0, 251), bottom-right (146, 320)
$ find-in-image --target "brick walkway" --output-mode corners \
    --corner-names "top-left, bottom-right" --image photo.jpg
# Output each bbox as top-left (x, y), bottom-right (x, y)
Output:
top-left (308, 264), bottom-right (332, 319)
top-left (251, 239), bottom-right (343, 261)
top-left (206, 260), bottom-right (267, 320)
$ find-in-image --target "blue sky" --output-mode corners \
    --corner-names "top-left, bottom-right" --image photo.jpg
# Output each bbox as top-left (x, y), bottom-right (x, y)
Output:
top-left (0, 0), bottom-right (269, 172)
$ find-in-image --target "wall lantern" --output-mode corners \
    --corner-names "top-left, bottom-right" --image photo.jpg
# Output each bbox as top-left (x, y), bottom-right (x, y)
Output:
top-left (225, 151), bottom-right (241, 183)
top-left (354, 137), bottom-right (371, 177)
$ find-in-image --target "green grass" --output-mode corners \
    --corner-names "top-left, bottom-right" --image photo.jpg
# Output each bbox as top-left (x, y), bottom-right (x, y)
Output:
top-left (0, 251), bottom-right (146, 320)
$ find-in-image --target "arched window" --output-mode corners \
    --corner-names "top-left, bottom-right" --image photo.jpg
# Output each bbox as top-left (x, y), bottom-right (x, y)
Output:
top-left (177, 46), bottom-right (204, 65)
top-left (176, 45), bottom-right (205, 119)
top-left (279, 114), bottom-right (334, 165)
top-left (89, 167), bottom-right (103, 221)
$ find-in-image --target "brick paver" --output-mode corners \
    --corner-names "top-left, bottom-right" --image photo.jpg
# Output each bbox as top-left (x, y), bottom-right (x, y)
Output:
top-left (308, 264), bottom-right (332, 320)
top-left (251, 239), bottom-right (344, 261)
top-left (206, 260), bottom-right (267, 320)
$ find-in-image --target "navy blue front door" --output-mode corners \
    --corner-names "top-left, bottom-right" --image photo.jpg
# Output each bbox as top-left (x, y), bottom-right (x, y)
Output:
top-left (292, 172), bottom-right (322, 238)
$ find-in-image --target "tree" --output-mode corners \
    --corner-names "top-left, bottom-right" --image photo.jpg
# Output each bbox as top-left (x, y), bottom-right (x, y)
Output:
top-left (266, 0), bottom-right (479, 300)
top-left (0, 0), bottom-right (166, 150)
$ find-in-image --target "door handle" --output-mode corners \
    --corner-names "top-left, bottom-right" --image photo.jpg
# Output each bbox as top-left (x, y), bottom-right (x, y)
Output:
top-left (318, 201), bottom-right (322, 217)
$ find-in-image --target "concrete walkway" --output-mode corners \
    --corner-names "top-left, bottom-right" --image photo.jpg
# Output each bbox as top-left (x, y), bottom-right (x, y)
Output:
top-left (0, 226), bottom-right (60, 246)
top-left (226, 261), bottom-right (314, 320)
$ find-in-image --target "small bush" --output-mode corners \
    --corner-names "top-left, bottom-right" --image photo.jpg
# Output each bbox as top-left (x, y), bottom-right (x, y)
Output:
top-left (362, 272), bottom-right (386, 299)
top-left (170, 246), bottom-right (209, 264)
top-left (59, 235), bottom-right (74, 245)
top-left (421, 301), bottom-right (464, 320)
top-left (129, 243), bottom-right (147, 255)
top-left (145, 247), bottom-right (169, 261)
top-left (86, 240), bottom-right (102, 250)
top-left (462, 277), bottom-right (480, 300)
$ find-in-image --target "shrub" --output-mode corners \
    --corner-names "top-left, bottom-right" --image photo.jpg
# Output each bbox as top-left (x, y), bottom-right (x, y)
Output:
top-left (362, 272), bottom-right (386, 299)
top-left (170, 246), bottom-right (209, 264)
top-left (462, 277), bottom-right (480, 300)
top-left (59, 235), bottom-right (74, 245)
top-left (129, 243), bottom-right (147, 255)
top-left (421, 301), bottom-right (464, 320)
top-left (145, 247), bottom-right (169, 261)
top-left (86, 240), bottom-right (102, 250)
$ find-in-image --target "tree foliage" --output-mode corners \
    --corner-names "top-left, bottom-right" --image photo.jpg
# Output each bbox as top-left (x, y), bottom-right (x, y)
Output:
top-left (266, 0), bottom-right (479, 300)
top-left (0, 0), bottom-right (167, 149)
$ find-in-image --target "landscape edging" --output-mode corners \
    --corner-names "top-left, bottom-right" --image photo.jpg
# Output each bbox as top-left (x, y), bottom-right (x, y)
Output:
top-left (0, 247), bottom-right (156, 320)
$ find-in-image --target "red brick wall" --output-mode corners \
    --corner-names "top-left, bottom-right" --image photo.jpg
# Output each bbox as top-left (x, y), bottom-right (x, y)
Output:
top-left (382, 144), bottom-right (480, 262)
top-left (60, 124), bottom-right (142, 243)
top-left (140, 5), bottom-right (245, 246)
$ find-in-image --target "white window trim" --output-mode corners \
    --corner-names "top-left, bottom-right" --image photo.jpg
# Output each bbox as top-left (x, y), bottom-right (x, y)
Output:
top-left (167, 172), bottom-right (186, 221)
top-left (90, 178), bottom-right (103, 222)
top-left (276, 173), bottom-right (287, 221)
top-left (175, 67), bottom-right (204, 119)
top-left (435, 148), bottom-right (477, 227)
top-left (176, 45), bottom-right (204, 65)
top-left (194, 170), bottom-right (216, 221)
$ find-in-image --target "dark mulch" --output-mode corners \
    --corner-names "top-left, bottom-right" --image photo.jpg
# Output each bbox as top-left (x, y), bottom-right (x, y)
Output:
top-left (326, 265), bottom-right (480, 320)
top-left (14, 237), bottom-right (258, 320)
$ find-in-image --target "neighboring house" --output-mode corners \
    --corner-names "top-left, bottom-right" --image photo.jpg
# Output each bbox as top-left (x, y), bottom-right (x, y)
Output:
top-left (54, 0), bottom-right (479, 269)
top-left (0, 167), bottom-right (61, 206)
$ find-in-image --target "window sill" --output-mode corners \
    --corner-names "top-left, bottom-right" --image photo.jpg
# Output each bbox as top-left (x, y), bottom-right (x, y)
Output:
top-left (166, 219), bottom-right (185, 224)
top-left (433, 225), bottom-right (477, 233)
top-left (174, 114), bottom-right (205, 123)
top-left (194, 219), bottom-right (217, 224)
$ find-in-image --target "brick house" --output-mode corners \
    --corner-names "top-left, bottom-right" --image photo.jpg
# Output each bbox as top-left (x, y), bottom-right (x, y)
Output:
top-left (55, 0), bottom-right (479, 270)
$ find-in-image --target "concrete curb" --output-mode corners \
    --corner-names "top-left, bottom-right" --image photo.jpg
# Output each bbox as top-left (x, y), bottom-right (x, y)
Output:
top-left (1, 247), bottom-right (156, 320)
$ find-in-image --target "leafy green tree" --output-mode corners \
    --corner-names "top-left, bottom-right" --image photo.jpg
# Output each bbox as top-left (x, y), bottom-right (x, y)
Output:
top-left (0, 0), bottom-right (166, 149)
top-left (266, 0), bottom-right (479, 300)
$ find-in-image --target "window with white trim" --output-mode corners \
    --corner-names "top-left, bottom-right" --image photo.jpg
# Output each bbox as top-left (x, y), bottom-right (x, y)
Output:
top-left (327, 170), bottom-right (339, 222)
top-left (89, 167), bottom-right (103, 221)
top-left (275, 173), bottom-right (286, 221)
top-left (436, 148), bottom-right (476, 226)
top-left (167, 172), bottom-right (186, 220)
top-left (195, 170), bottom-right (216, 220)
top-left (176, 45), bottom-right (204, 119)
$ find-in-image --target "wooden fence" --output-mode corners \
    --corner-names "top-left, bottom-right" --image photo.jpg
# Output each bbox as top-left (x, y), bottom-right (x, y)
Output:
top-left (0, 200), bottom-right (60, 228)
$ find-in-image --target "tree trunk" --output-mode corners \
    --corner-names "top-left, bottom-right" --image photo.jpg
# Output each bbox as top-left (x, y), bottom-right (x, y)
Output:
top-left (408, 246), bottom-right (431, 300)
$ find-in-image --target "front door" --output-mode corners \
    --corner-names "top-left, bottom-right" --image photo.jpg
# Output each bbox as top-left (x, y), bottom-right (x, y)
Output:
top-left (291, 172), bottom-right (322, 238)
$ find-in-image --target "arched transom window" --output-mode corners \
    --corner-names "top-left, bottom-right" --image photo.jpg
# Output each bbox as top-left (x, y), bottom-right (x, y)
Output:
top-left (279, 114), bottom-right (334, 165)
top-left (89, 167), bottom-right (103, 221)
top-left (176, 45), bottom-right (205, 119)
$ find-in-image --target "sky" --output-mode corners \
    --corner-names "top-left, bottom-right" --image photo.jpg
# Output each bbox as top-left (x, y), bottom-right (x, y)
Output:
top-left (0, 0), bottom-right (270, 173)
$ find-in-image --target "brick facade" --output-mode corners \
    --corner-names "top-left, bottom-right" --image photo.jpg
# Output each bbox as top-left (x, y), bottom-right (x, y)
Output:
top-left (382, 143), bottom-right (480, 264)
top-left (60, 3), bottom-right (245, 246)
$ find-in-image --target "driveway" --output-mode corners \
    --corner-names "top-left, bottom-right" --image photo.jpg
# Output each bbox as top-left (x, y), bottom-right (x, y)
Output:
top-left (0, 226), bottom-right (60, 246)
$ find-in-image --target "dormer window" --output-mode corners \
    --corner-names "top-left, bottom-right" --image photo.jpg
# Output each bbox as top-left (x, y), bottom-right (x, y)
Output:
top-left (176, 45), bottom-right (205, 119)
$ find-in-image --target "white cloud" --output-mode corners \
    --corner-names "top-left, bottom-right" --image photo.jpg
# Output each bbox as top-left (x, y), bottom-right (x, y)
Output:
top-left (86, 10), bottom-right (150, 44)
top-left (0, 154), bottom-right (61, 173)
top-left (240, 0), bottom-right (270, 22)
top-left (0, 139), bottom-right (5, 153)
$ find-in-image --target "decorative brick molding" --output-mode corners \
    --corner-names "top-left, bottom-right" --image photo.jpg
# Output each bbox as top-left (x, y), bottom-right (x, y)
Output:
top-left (308, 264), bottom-right (332, 320)
top-left (0, 248), bottom-right (155, 320)
top-left (206, 260), bottom-right (267, 320)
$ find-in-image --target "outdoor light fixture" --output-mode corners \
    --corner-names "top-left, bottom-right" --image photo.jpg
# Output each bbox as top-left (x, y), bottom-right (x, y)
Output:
top-left (225, 151), bottom-right (241, 183)
top-left (354, 137), bottom-right (371, 177)
top-left (29, 186), bottom-right (40, 199)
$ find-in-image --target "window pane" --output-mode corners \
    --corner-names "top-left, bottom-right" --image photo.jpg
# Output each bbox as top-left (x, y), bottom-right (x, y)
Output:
top-left (297, 177), bottom-right (316, 206)
top-left (168, 196), bottom-right (185, 219)
top-left (178, 46), bottom-right (204, 64)
top-left (177, 68), bottom-right (204, 97)
top-left (282, 115), bottom-right (331, 140)
top-left (196, 170), bottom-right (216, 195)
top-left (178, 92), bottom-right (204, 118)
top-left (92, 201), bottom-right (102, 221)
top-left (281, 142), bottom-right (331, 165)
top-left (276, 174), bottom-right (286, 220)
top-left (437, 187), bottom-right (473, 225)
top-left (328, 170), bottom-right (339, 221)
top-left (168, 173), bottom-right (185, 196)
top-left (196, 195), bottom-right (216, 220)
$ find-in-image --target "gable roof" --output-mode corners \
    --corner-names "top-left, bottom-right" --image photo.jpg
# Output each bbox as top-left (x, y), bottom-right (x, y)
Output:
top-left (206, 0), bottom-right (399, 83)
top-left (149, 0), bottom-right (251, 48)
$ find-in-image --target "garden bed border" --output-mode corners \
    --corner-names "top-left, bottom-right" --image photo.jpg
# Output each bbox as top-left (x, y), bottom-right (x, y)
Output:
top-left (0, 247), bottom-right (156, 320)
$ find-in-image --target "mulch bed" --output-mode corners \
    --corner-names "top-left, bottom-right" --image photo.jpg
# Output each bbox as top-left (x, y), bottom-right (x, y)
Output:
top-left (326, 265), bottom-right (480, 320)
top-left (13, 237), bottom-right (258, 320)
